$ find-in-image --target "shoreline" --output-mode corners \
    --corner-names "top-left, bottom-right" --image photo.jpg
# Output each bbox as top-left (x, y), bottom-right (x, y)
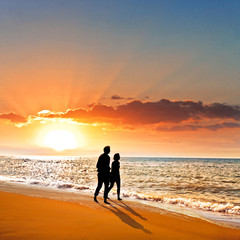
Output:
top-left (0, 182), bottom-right (240, 239)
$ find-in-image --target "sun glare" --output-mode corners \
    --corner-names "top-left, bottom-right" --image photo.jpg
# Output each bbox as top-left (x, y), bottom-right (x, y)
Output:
top-left (44, 130), bottom-right (78, 151)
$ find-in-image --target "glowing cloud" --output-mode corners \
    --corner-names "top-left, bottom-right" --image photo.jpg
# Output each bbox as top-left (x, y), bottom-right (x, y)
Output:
top-left (36, 99), bottom-right (240, 127)
top-left (0, 112), bottom-right (26, 123)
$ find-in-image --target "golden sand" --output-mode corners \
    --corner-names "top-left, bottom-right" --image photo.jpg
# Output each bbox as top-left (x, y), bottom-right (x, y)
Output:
top-left (0, 190), bottom-right (240, 240)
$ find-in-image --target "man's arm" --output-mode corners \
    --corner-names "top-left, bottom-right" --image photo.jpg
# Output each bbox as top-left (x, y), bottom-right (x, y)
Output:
top-left (96, 155), bottom-right (102, 169)
top-left (107, 156), bottom-right (110, 171)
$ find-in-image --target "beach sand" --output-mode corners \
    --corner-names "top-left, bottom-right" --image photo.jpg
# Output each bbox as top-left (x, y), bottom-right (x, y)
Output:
top-left (0, 185), bottom-right (240, 240)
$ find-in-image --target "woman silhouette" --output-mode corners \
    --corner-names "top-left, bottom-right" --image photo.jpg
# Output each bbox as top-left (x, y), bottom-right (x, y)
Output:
top-left (108, 153), bottom-right (122, 200)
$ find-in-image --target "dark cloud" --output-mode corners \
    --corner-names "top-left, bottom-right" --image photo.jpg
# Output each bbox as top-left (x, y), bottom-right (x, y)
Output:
top-left (111, 95), bottom-right (134, 100)
top-left (203, 103), bottom-right (240, 120)
top-left (204, 122), bottom-right (240, 130)
top-left (116, 99), bottom-right (203, 124)
top-left (156, 124), bottom-right (199, 132)
top-left (111, 95), bottom-right (149, 101)
top-left (156, 122), bottom-right (240, 132)
top-left (0, 112), bottom-right (26, 123)
top-left (40, 99), bottom-right (240, 126)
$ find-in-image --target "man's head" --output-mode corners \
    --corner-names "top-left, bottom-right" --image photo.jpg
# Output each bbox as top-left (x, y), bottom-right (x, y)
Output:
top-left (103, 146), bottom-right (110, 154)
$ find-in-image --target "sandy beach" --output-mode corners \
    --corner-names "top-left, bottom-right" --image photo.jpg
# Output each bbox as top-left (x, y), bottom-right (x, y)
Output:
top-left (0, 184), bottom-right (240, 240)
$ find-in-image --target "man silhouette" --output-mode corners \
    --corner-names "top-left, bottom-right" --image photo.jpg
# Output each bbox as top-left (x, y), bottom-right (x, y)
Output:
top-left (94, 146), bottom-right (111, 204)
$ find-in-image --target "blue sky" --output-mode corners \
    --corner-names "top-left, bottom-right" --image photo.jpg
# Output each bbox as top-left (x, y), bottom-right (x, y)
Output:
top-left (0, 0), bottom-right (240, 107)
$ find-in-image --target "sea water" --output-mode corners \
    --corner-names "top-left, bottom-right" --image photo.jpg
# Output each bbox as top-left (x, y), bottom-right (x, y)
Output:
top-left (0, 156), bottom-right (239, 227)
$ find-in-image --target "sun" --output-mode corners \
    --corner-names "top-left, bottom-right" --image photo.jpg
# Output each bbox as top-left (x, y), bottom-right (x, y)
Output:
top-left (44, 130), bottom-right (78, 151)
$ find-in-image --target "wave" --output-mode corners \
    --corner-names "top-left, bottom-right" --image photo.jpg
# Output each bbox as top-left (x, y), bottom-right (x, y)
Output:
top-left (120, 191), bottom-right (240, 215)
top-left (0, 176), bottom-right (91, 192)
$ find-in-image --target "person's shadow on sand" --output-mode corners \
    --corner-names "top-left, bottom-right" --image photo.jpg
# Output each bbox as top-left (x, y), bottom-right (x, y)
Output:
top-left (100, 204), bottom-right (152, 234)
top-left (110, 200), bottom-right (147, 221)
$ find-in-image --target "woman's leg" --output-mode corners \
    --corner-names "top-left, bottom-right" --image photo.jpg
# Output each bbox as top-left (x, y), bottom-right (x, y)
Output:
top-left (116, 178), bottom-right (122, 200)
top-left (108, 179), bottom-right (115, 195)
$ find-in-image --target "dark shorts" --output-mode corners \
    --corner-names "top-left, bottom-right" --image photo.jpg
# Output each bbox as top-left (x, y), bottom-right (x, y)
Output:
top-left (110, 175), bottom-right (120, 183)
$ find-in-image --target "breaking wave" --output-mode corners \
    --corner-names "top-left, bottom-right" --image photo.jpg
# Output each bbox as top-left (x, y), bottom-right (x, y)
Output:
top-left (120, 192), bottom-right (240, 215)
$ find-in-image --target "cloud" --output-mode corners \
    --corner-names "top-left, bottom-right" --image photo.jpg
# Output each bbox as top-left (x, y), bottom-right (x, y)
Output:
top-left (111, 95), bottom-right (149, 101)
top-left (111, 95), bottom-right (134, 100)
top-left (116, 100), bottom-right (240, 124)
top-left (0, 112), bottom-right (26, 123)
top-left (204, 122), bottom-right (240, 130)
top-left (156, 122), bottom-right (240, 132)
top-left (116, 99), bottom-right (202, 124)
top-left (203, 103), bottom-right (240, 120)
top-left (156, 124), bottom-right (199, 132)
top-left (40, 99), bottom-right (240, 125)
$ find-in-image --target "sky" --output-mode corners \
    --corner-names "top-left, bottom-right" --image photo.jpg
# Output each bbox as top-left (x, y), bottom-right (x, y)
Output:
top-left (0, 0), bottom-right (240, 157)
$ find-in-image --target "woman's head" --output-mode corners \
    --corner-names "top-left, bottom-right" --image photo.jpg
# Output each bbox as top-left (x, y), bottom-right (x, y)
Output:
top-left (114, 153), bottom-right (120, 161)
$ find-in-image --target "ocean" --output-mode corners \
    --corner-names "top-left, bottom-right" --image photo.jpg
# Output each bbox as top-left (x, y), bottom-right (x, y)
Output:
top-left (0, 156), bottom-right (239, 227)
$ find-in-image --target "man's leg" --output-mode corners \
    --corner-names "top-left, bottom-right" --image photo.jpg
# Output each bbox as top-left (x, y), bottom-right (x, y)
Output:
top-left (103, 176), bottom-right (110, 204)
top-left (94, 174), bottom-right (103, 202)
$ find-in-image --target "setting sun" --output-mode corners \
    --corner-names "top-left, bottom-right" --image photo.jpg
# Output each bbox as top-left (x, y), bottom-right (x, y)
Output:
top-left (44, 130), bottom-right (78, 151)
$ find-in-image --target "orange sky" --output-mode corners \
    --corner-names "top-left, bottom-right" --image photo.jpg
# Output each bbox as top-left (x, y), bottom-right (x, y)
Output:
top-left (0, 100), bottom-right (240, 157)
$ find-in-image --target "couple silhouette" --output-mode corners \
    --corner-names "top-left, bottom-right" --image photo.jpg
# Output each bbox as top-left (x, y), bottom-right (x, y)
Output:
top-left (94, 146), bottom-right (122, 204)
